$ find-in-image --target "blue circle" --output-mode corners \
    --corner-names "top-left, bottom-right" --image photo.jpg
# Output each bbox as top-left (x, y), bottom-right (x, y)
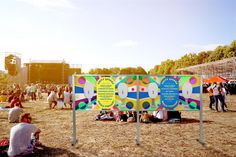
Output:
top-left (160, 77), bottom-right (179, 109)
top-left (126, 102), bottom-right (133, 109)
top-left (142, 101), bottom-right (150, 109)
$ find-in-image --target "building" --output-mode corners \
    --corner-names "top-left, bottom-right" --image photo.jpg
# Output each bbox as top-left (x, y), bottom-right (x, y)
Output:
top-left (25, 60), bottom-right (81, 84)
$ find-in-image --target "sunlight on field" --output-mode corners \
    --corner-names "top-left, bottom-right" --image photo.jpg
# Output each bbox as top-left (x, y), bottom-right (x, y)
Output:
top-left (1, 94), bottom-right (236, 157)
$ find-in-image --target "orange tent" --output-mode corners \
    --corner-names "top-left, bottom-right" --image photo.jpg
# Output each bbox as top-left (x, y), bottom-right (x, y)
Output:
top-left (205, 76), bottom-right (228, 83)
top-left (203, 78), bottom-right (209, 83)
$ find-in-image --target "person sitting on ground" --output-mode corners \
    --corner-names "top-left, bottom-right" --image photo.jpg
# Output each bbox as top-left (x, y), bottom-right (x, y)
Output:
top-left (9, 96), bottom-right (23, 108)
top-left (127, 111), bottom-right (137, 122)
top-left (115, 111), bottom-right (128, 122)
top-left (168, 111), bottom-right (181, 123)
top-left (8, 103), bottom-right (23, 123)
top-left (140, 112), bottom-right (152, 123)
top-left (7, 113), bottom-right (41, 157)
top-left (47, 88), bottom-right (58, 109)
top-left (96, 111), bottom-right (115, 121)
top-left (150, 110), bottom-right (164, 123)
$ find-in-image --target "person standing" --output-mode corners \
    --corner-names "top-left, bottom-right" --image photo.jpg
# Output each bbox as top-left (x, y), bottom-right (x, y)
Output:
top-left (219, 83), bottom-right (228, 111)
top-left (207, 83), bottom-right (215, 110)
top-left (30, 83), bottom-right (37, 101)
top-left (212, 82), bottom-right (225, 112)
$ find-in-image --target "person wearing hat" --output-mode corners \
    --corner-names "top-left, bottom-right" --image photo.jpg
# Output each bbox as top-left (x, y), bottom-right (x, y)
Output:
top-left (7, 113), bottom-right (41, 157)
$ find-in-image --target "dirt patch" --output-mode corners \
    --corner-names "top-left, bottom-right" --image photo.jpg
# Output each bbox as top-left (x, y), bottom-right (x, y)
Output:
top-left (1, 94), bottom-right (236, 157)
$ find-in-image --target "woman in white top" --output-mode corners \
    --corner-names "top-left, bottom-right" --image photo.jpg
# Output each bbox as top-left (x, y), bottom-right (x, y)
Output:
top-left (47, 89), bottom-right (58, 109)
top-left (151, 110), bottom-right (164, 122)
top-left (63, 86), bottom-right (72, 109)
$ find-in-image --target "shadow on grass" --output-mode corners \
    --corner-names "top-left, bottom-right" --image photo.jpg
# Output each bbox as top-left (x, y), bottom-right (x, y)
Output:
top-left (34, 145), bottom-right (78, 157)
top-left (180, 118), bottom-right (213, 124)
top-left (0, 117), bottom-right (8, 120)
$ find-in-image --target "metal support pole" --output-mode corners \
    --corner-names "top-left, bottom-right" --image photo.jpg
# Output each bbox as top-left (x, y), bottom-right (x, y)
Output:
top-left (72, 75), bottom-right (77, 146)
top-left (136, 75), bottom-right (140, 145)
top-left (198, 75), bottom-right (204, 145)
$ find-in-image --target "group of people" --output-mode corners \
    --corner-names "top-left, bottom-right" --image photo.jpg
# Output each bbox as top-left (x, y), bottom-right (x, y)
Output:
top-left (47, 85), bottom-right (73, 109)
top-left (95, 110), bottom-right (181, 123)
top-left (207, 82), bottom-right (228, 112)
top-left (0, 83), bottom-right (74, 156)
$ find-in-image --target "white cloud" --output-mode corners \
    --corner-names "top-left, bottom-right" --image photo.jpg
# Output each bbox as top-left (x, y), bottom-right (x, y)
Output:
top-left (114, 40), bottom-right (138, 47)
top-left (183, 43), bottom-right (224, 52)
top-left (17, 0), bottom-right (75, 9)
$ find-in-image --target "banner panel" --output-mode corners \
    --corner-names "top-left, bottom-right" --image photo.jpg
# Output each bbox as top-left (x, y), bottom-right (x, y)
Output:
top-left (73, 75), bottom-right (201, 111)
top-left (139, 75), bottom-right (201, 111)
top-left (74, 75), bottom-right (137, 111)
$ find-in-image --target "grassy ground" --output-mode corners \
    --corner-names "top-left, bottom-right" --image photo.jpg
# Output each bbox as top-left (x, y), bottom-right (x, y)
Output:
top-left (0, 94), bottom-right (236, 157)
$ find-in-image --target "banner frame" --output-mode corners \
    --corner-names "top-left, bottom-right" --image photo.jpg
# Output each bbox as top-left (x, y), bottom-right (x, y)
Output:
top-left (71, 74), bottom-right (203, 146)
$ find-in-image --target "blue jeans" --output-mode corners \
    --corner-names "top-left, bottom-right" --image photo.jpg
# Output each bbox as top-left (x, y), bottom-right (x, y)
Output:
top-left (214, 95), bottom-right (225, 111)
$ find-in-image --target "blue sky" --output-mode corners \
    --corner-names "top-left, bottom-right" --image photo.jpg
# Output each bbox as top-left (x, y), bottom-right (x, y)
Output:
top-left (0, 0), bottom-right (235, 73)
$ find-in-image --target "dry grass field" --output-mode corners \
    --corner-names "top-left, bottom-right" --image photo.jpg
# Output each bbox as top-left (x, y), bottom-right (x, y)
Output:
top-left (1, 94), bottom-right (236, 157)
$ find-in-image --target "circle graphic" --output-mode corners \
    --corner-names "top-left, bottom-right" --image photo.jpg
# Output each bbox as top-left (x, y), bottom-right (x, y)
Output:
top-left (142, 101), bottom-right (150, 109)
top-left (126, 102), bottom-right (134, 109)
top-left (190, 77), bottom-right (197, 84)
top-left (78, 77), bottom-right (86, 84)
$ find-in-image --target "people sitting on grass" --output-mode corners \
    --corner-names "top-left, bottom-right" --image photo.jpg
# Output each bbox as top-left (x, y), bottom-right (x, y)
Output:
top-left (8, 113), bottom-right (41, 157)
top-left (47, 88), bottom-right (58, 109)
top-left (115, 111), bottom-right (128, 122)
top-left (8, 103), bottom-right (23, 123)
top-left (96, 111), bottom-right (115, 121)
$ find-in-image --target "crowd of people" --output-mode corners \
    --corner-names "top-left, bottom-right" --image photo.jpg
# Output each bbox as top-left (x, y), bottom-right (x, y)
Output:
top-left (1, 80), bottom-right (231, 156)
top-left (95, 110), bottom-right (181, 123)
top-left (0, 83), bottom-right (73, 156)
top-left (0, 83), bottom-right (73, 110)
top-left (207, 82), bottom-right (229, 112)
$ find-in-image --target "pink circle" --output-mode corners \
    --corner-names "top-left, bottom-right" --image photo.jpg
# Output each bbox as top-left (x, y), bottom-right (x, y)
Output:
top-left (95, 76), bottom-right (100, 81)
top-left (132, 88), bottom-right (135, 91)
top-left (78, 77), bottom-right (86, 84)
top-left (190, 77), bottom-right (197, 84)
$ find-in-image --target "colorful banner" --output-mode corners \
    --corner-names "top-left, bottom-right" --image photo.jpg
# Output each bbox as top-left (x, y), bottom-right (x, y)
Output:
top-left (138, 75), bottom-right (201, 111)
top-left (73, 75), bottom-right (201, 111)
top-left (74, 75), bottom-right (137, 111)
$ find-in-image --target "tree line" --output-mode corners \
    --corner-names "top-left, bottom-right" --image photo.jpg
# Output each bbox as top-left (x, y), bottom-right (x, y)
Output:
top-left (88, 40), bottom-right (236, 75)
top-left (149, 40), bottom-right (236, 74)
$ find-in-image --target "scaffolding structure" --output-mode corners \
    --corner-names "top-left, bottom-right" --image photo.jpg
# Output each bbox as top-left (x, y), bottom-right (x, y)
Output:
top-left (177, 57), bottom-right (236, 80)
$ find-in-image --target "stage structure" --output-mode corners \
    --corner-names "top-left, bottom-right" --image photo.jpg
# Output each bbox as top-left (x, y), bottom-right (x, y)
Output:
top-left (177, 57), bottom-right (236, 80)
top-left (5, 53), bottom-right (21, 76)
top-left (25, 60), bottom-right (81, 84)
top-left (72, 75), bottom-right (203, 146)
